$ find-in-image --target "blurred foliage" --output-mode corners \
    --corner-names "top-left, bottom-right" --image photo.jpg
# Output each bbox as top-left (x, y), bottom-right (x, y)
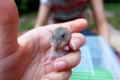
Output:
top-left (15, 0), bottom-right (39, 14)
top-left (104, 0), bottom-right (120, 3)
top-left (18, 12), bottom-right (37, 33)
top-left (104, 3), bottom-right (120, 29)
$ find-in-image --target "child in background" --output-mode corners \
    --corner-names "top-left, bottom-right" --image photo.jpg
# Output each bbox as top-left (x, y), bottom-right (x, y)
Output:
top-left (35, 0), bottom-right (110, 44)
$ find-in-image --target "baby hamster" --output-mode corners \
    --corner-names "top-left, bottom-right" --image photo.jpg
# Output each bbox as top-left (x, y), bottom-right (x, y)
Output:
top-left (43, 27), bottom-right (71, 65)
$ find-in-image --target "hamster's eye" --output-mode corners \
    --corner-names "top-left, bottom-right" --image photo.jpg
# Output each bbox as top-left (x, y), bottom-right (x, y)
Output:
top-left (61, 34), bottom-right (65, 38)
top-left (52, 35), bottom-right (54, 39)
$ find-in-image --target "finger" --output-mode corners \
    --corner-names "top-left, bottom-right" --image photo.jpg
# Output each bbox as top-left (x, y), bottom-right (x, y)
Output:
top-left (54, 50), bottom-right (81, 72)
top-left (0, 0), bottom-right (18, 53)
top-left (43, 33), bottom-right (84, 73)
top-left (47, 19), bottom-right (88, 33)
top-left (41, 70), bottom-right (72, 80)
top-left (70, 33), bottom-right (85, 50)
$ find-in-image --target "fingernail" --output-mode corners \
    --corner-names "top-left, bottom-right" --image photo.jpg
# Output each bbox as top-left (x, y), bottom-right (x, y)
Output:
top-left (54, 61), bottom-right (67, 71)
top-left (42, 78), bottom-right (50, 80)
top-left (71, 38), bottom-right (81, 50)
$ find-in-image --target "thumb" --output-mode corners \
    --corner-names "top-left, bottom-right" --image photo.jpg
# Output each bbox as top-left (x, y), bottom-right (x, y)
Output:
top-left (0, 0), bottom-right (18, 56)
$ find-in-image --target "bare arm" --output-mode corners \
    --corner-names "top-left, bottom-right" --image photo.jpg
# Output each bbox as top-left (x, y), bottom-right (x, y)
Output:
top-left (90, 0), bottom-right (110, 43)
top-left (35, 3), bottom-right (51, 27)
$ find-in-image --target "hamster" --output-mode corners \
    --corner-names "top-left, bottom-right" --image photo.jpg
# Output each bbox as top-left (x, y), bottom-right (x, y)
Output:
top-left (43, 27), bottom-right (71, 65)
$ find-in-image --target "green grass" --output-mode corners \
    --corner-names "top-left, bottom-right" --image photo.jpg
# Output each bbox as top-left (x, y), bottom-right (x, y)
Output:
top-left (18, 12), bottom-right (37, 33)
top-left (104, 3), bottom-right (120, 29)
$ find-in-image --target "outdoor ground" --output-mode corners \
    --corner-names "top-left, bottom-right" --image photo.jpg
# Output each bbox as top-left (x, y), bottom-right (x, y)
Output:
top-left (18, 3), bottom-right (120, 53)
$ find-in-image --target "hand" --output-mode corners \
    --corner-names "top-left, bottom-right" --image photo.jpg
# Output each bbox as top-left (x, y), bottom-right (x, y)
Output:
top-left (0, 0), bottom-right (87, 80)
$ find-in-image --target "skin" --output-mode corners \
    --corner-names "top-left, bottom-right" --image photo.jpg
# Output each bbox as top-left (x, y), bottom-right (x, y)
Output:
top-left (90, 0), bottom-right (110, 43)
top-left (35, 3), bottom-right (51, 27)
top-left (35, 0), bottom-right (110, 43)
top-left (0, 0), bottom-right (88, 80)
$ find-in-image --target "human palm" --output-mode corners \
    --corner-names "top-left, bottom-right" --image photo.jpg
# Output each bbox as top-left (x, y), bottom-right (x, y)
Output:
top-left (0, 0), bottom-right (87, 80)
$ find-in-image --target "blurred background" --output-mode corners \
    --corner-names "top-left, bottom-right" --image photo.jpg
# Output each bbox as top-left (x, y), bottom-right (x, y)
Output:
top-left (15, 0), bottom-right (120, 57)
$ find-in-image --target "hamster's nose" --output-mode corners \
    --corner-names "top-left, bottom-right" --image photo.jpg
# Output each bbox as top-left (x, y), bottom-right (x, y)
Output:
top-left (56, 40), bottom-right (61, 45)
